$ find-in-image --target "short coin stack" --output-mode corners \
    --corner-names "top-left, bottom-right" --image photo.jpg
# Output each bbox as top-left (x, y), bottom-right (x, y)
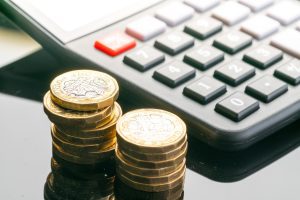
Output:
top-left (115, 109), bottom-right (187, 198)
top-left (43, 70), bottom-right (121, 165)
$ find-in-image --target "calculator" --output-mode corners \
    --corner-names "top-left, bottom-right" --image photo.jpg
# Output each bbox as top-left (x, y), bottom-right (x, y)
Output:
top-left (1, 0), bottom-right (300, 150)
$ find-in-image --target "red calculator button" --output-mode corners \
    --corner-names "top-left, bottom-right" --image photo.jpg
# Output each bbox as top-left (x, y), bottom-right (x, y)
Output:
top-left (94, 32), bottom-right (136, 56)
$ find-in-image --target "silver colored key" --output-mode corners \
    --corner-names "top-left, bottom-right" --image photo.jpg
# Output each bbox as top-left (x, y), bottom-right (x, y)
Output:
top-left (239, 0), bottom-right (273, 12)
top-left (212, 1), bottom-right (251, 26)
top-left (155, 2), bottom-right (194, 26)
top-left (267, 1), bottom-right (300, 25)
top-left (271, 29), bottom-right (300, 59)
top-left (126, 16), bottom-right (166, 41)
top-left (241, 15), bottom-right (280, 40)
top-left (184, 0), bottom-right (220, 12)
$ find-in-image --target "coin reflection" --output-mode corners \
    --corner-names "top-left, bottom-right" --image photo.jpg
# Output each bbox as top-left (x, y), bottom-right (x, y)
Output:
top-left (44, 157), bottom-right (115, 200)
top-left (114, 178), bottom-right (184, 200)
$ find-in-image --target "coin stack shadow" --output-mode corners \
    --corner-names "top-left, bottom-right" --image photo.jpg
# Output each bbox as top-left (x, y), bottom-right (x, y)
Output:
top-left (115, 109), bottom-right (187, 200)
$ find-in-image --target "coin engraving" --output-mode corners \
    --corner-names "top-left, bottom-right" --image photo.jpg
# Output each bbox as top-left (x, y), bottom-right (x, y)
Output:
top-left (62, 75), bottom-right (110, 99)
top-left (117, 109), bottom-right (186, 147)
top-left (50, 70), bottom-right (119, 111)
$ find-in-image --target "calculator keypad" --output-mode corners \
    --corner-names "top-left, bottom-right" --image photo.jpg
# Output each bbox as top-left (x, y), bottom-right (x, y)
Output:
top-left (184, 0), bottom-right (220, 12)
top-left (184, 76), bottom-right (226, 104)
top-left (154, 32), bottom-right (195, 55)
top-left (126, 16), bottom-right (166, 41)
top-left (241, 15), bottom-right (280, 40)
top-left (212, 1), bottom-right (251, 26)
top-left (184, 17), bottom-right (222, 40)
top-left (213, 31), bottom-right (252, 54)
top-left (155, 2), bottom-right (194, 26)
top-left (184, 46), bottom-right (224, 70)
top-left (123, 46), bottom-right (165, 71)
top-left (267, 1), bottom-right (300, 25)
top-left (153, 61), bottom-right (196, 88)
top-left (92, 0), bottom-right (300, 125)
top-left (274, 59), bottom-right (300, 85)
top-left (243, 45), bottom-right (283, 69)
top-left (214, 60), bottom-right (255, 86)
top-left (245, 76), bottom-right (288, 103)
top-left (215, 92), bottom-right (260, 122)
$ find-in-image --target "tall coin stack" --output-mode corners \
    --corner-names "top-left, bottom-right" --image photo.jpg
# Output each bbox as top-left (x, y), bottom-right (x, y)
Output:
top-left (115, 109), bottom-right (187, 199)
top-left (43, 70), bottom-right (121, 165)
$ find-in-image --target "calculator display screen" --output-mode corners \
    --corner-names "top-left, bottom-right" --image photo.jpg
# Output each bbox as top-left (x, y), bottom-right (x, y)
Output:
top-left (10, 0), bottom-right (162, 43)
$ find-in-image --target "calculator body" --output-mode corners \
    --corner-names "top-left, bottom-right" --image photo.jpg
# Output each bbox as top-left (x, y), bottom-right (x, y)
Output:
top-left (1, 0), bottom-right (299, 150)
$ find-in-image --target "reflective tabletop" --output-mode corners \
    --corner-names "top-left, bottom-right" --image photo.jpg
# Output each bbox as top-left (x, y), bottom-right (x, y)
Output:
top-left (0, 66), bottom-right (299, 199)
top-left (0, 14), bottom-right (299, 199)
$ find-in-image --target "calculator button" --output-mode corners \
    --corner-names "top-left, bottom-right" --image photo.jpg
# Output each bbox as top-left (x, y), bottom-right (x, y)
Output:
top-left (214, 60), bottom-right (255, 86)
top-left (270, 29), bottom-right (300, 59)
top-left (153, 61), bottom-right (196, 88)
top-left (246, 76), bottom-right (288, 103)
top-left (154, 32), bottom-right (194, 55)
top-left (274, 59), bottom-right (300, 85)
top-left (126, 16), bottom-right (166, 41)
top-left (212, 1), bottom-right (251, 26)
top-left (238, 0), bottom-right (273, 12)
top-left (241, 15), bottom-right (280, 40)
top-left (123, 46), bottom-right (165, 71)
top-left (213, 31), bottom-right (252, 54)
top-left (267, 1), bottom-right (300, 26)
top-left (243, 45), bottom-right (283, 69)
top-left (184, 17), bottom-right (222, 40)
top-left (184, 46), bottom-right (224, 70)
top-left (184, 76), bottom-right (226, 104)
top-left (215, 92), bottom-right (259, 122)
top-left (94, 32), bottom-right (136, 56)
top-left (155, 2), bottom-right (194, 27)
top-left (184, 0), bottom-right (220, 12)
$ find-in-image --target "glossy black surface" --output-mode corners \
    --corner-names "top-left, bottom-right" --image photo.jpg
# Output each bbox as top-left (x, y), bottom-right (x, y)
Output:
top-left (0, 50), bottom-right (300, 199)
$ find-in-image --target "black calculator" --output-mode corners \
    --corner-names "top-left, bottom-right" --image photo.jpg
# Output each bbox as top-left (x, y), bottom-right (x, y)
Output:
top-left (1, 0), bottom-right (300, 150)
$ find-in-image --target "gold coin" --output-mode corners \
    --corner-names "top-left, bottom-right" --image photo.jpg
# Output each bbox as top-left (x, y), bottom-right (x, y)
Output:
top-left (43, 91), bottom-right (114, 127)
top-left (115, 149), bottom-right (185, 177)
top-left (50, 70), bottom-right (119, 111)
top-left (56, 102), bottom-right (122, 138)
top-left (117, 161), bottom-right (185, 185)
top-left (117, 144), bottom-right (187, 169)
top-left (52, 143), bottom-right (115, 164)
top-left (118, 136), bottom-right (187, 161)
top-left (117, 166), bottom-right (186, 192)
top-left (116, 109), bottom-right (186, 153)
top-left (53, 124), bottom-right (115, 145)
top-left (51, 126), bottom-right (116, 153)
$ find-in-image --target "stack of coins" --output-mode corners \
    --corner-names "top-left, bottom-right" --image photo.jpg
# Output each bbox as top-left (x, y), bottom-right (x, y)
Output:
top-left (115, 109), bottom-right (187, 198)
top-left (43, 70), bottom-right (121, 165)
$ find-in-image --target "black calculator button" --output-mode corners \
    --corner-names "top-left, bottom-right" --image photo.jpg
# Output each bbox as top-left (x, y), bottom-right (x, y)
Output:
top-left (154, 32), bottom-right (194, 55)
top-left (274, 59), bottom-right (300, 85)
top-left (183, 46), bottom-right (224, 70)
top-left (214, 60), bottom-right (255, 86)
top-left (243, 45), bottom-right (283, 69)
top-left (184, 76), bottom-right (226, 104)
top-left (213, 31), bottom-right (252, 54)
top-left (245, 76), bottom-right (288, 103)
top-left (184, 17), bottom-right (222, 40)
top-left (123, 46), bottom-right (165, 71)
top-left (215, 92), bottom-right (259, 122)
top-left (153, 61), bottom-right (196, 87)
